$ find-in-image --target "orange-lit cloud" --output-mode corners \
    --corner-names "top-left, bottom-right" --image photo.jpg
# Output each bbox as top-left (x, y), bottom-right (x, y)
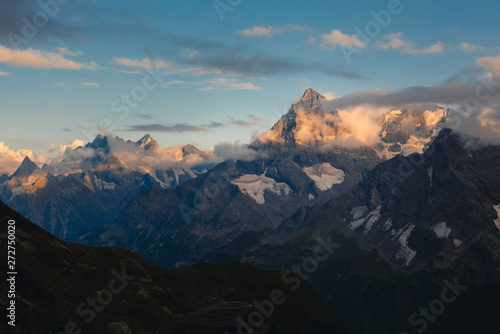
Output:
top-left (0, 44), bottom-right (99, 70)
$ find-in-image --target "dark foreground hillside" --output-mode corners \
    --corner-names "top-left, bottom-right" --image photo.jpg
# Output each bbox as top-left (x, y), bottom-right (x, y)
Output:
top-left (0, 201), bottom-right (348, 334)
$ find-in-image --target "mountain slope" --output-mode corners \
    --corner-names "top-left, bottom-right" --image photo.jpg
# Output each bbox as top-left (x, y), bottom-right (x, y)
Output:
top-left (203, 129), bottom-right (500, 333)
top-left (0, 200), bottom-right (348, 334)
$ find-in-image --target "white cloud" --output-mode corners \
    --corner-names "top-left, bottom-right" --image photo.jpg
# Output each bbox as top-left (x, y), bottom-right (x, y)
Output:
top-left (0, 142), bottom-right (47, 175)
top-left (477, 56), bottom-right (500, 77)
top-left (322, 92), bottom-right (336, 100)
top-left (53, 81), bottom-right (65, 86)
top-left (58, 139), bottom-right (85, 155)
top-left (198, 78), bottom-right (262, 91)
top-left (0, 71), bottom-right (8, 76)
top-left (376, 32), bottom-right (444, 55)
top-left (214, 142), bottom-right (265, 161)
top-left (236, 26), bottom-right (283, 37)
top-left (321, 29), bottom-right (367, 50)
top-left (0, 44), bottom-right (99, 70)
top-left (81, 82), bottom-right (99, 87)
top-left (55, 47), bottom-right (83, 57)
top-left (112, 57), bottom-right (172, 69)
top-left (160, 80), bottom-right (187, 88)
top-left (460, 42), bottom-right (486, 53)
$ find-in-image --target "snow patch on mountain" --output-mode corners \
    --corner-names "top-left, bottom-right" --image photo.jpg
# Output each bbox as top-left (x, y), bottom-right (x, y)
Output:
top-left (347, 205), bottom-right (381, 234)
top-left (348, 206), bottom-right (368, 231)
top-left (395, 224), bottom-right (417, 266)
top-left (494, 205), bottom-right (500, 232)
top-left (94, 176), bottom-right (116, 190)
top-left (431, 222), bottom-right (452, 239)
top-left (231, 174), bottom-right (292, 205)
top-left (302, 163), bottom-right (345, 191)
top-left (363, 206), bottom-right (381, 235)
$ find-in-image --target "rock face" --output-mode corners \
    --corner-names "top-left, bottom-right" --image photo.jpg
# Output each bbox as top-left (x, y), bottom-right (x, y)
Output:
top-left (203, 129), bottom-right (500, 333)
top-left (0, 201), bottom-right (348, 334)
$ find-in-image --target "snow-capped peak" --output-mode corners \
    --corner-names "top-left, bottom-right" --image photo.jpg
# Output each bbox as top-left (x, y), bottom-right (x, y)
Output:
top-left (136, 134), bottom-right (159, 150)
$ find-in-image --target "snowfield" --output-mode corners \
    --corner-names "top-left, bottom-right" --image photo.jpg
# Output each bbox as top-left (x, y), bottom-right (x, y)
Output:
top-left (302, 163), bottom-right (345, 191)
top-left (231, 174), bottom-right (292, 204)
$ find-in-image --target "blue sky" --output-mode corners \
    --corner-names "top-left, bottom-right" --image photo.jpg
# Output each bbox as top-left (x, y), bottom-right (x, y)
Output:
top-left (0, 0), bottom-right (499, 155)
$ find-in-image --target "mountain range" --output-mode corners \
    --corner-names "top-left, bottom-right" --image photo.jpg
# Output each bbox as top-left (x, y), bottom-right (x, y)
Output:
top-left (3, 88), bottom-right (497, 333)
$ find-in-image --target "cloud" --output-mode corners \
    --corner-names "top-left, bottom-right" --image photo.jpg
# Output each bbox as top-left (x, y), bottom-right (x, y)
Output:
top-left (277, 106), bottom-right (382, 148)
top-left (323, 82), bottom-right (478, 110)
top-left (55, 47), bottom-right (83, 57)
top-left (53, 81), bottom-right (65, 86)
top-left (460, 42), bottom-right (487, 53)
top-left (204, 121), bottom-right (225, 128)
top-left (180, 52), bottom-right (364, 80)
top-left (160, 80), bottom-right (187, 87)
top-left (136, 113), bottom-right (154, 119)
top-left (112, 57), bottom-right (172, 69)
top-left (0, 141), bottom-right (46, 175)
top-left (316, 74), bottom-right (500, 146)
top-left (321, 29), bottom-right (367, 50)
top-left (228, 115), bottom-right (270, 128)
top-left (236, 26), bottom-right (284, 37)
top-left (323, 92), bottom-right (336, 100)
top-left (0, 44), bottom-right (99, 69)
top-left (127, 123), bottom-right (208, 133)
top-left (81, 82), bottom-right (99, 87)
top-left (105, 137), bottom-right (219, 173)
top-left (236, 24), bottom-right (312, 37)
top-left (42, 135), bottom-right (220, 176)
top-left (477, 56), bottom-right (500, 77)
top-left (58, 139), bottom-right (85, 155)
top-left (376, 32), bottom-right (444, 55)
top-left (214, 142), bottom-right (265, 161)
top-left (198, 78), bottom-right (262, 91)
top-left (0, 71), bottom-right (8, 76)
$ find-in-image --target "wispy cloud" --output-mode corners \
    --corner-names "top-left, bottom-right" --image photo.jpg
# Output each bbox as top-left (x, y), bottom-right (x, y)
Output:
top-left (180, 52), bottom-right (364, 80)
top-left (0, 71), bottom-right (8, 76)
top-left (204, 121), bottom-right (225, 128)
top-left (112, 57), bottom-right (172, 69)
top-left (55, 47), bottom-right (83, 57)
top-left (460, 42), bottom-right (487, 53)
top-left (81, 82), bottom-right (99, 87)
top-left (0, 44), bottom-right (99, 70)
top-left (198, 78), bottom-right (262, 91)
top-left (236, 26), bottom-right (284, 37)
top-left (376, 32), bottom-right (444, 55)
top-left (236, 24), bottom-right (312, 37)
top-left (53, 81), bottom-right (65, 86)
top-left (160, 80), bottom-right (187, 88)
top-left (321, 29), bottom-right (367, 50)
top-left (228, 115), bottom-right (270, 128)
top-left (127, 123), bottom-right (208, 132)
top-left (136, 113), bottom-right (154, 119)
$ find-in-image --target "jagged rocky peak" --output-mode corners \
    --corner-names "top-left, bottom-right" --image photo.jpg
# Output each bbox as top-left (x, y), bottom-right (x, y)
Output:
top-left (136, 134), bottom-right (159, 150)
top-left (87, 134), bottom-right (110, 152)
top-left (256, 88), bottom-right (331, 145)
top-left (301, 88), bottom-right (327, 104)
top-left (182, 144), bottom-right (207, 158)
top-left (290, 88), bottom-right (327, 113)
top-left (11, 156), bottom-right (40, 179)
